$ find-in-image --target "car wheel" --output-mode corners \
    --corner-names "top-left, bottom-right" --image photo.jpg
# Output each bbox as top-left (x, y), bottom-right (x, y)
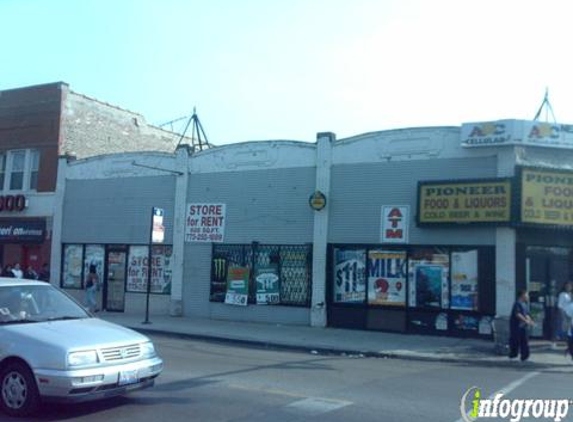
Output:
top-left (0, 362), bottom-right (40, 417)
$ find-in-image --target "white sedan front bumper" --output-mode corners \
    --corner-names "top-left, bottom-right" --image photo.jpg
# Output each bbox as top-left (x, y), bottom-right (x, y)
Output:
top-left (34, 356), bottom-right (163, 403)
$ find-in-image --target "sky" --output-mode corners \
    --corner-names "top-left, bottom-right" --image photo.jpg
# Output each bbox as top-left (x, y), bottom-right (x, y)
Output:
top-left (3, 0), bottom-right (573, 144)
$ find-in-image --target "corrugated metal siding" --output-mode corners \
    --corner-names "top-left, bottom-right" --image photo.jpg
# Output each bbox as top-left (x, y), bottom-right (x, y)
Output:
top-left (183, 167), bottom-right (315, 323)
top-left (62, 176), bottom-right (175, 244)
top-left (329, 157), bottom-right (498, 245)
top-left (187, 168), bottom-right (316, 244)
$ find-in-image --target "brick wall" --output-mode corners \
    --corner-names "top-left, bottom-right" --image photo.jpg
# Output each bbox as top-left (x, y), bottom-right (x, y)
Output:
top-left (0, 82), bottom-right (63, 192)
top-left (61, 90), bottom-right (179, 159)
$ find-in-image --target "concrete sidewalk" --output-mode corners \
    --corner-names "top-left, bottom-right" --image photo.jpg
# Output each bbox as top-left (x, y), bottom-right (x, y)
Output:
top-left (98, 312), bottom-right (573, 372)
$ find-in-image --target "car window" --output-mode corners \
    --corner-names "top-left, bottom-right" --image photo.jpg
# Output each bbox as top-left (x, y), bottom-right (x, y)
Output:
top-left (0, 284), bottom-right (89, 323)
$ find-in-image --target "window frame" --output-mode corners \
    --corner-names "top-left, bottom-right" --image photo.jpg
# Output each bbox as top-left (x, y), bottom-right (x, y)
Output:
top-left (2, 149), bottom-right (41, 192)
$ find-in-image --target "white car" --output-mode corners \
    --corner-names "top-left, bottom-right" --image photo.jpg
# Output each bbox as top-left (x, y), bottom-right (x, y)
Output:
top-left (0, 278), bottom-right (163, 417)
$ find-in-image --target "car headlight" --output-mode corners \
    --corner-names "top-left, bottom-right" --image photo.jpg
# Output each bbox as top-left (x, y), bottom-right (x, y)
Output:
top-left (68, 350), bottom-right (98, 367)
top-left (141, 342), bottom-right (157, 358)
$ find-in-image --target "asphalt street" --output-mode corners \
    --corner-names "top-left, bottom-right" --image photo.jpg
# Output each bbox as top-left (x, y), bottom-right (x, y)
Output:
top-left (2, 333), bottom-right (572, 422)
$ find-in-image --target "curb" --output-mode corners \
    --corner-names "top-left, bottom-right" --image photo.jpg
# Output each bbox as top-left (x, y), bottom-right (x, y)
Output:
top-left (119, 323), bottom-right (571, 372)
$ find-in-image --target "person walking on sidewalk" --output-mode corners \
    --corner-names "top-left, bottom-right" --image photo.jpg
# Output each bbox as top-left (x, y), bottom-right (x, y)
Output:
top-left (557, 282), bottom-right (573, 341)
top-left (562, 300), bottom-right (573, 360)
top-left (509, 290), bottom-right (535, 362)
top-left (85, 265), bottom-right (99, 313)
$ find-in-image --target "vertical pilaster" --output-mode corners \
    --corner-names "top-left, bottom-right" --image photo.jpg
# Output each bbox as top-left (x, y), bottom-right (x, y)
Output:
top-left (49, 156), bottom-right (68, 285)
top-left (311, 132), bottom-right (334, 327)
top-left (170, 145), bottom-right (190, 316)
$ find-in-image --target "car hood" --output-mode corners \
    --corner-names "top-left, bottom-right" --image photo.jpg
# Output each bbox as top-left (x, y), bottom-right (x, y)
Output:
top-left (4, 317), bottom-right (149, 351)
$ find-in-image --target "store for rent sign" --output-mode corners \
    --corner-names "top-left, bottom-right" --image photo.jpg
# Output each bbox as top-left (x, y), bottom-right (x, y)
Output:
top-left (521, 168), bottom-right (573, 226)
top-left (185, 203), bottom-right (226, 243)
top-left (418, 179), bottom-right (512, 224)
top-left (381, 206), bottom-right (409, 243)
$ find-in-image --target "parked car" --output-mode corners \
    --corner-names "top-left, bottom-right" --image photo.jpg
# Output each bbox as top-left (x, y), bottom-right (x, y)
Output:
top-left (0, 278), bottom-right (163, 417)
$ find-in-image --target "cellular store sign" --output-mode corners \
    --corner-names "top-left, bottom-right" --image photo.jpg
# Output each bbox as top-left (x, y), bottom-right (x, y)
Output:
top-left (0, 195), bottom-right (27, 212)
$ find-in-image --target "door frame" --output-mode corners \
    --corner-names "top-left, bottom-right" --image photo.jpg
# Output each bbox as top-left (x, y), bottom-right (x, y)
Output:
top-left (103, 245), bottom-right (128, 312)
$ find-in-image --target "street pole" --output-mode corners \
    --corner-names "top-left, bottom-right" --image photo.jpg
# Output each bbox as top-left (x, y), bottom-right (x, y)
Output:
top-left (143, 207), bottom-right (153, 324)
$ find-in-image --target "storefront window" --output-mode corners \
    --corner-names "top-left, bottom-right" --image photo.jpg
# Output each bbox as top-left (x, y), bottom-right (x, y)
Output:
top-left (83, 245), bottom-right (104, 287)
top-left (333, 248), bottom-right (366, 304)
top-left (62, 244), bottom-right (83, 289)
top-left (408, 248), bottom-right (449, 309)
top-left (151, 245), bottom-right (173, 294)
top-left (210, 244), bottom-right (312, 307)
top-left (126, 246), bottom-right (148, 293)
top-left (367, 250), bottom-right (407, 306)
top-left (280, 247), bottom-right (311, 306)
top-left (450, 249), bottom-right (479, 311)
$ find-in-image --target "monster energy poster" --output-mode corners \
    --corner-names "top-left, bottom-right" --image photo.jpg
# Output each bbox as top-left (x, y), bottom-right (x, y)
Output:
top-left (211, 256), bottom-right (228, 302)
top-left (225, 266), bottom-right (250, 306)
top-left (333, 248), bottom-right (366, 303)
top-left (256, 265), bottom-right (280, 305)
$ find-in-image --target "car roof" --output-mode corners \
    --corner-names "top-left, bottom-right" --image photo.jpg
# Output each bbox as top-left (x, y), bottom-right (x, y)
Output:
top-left (0, 277), bottom-right (50, 287)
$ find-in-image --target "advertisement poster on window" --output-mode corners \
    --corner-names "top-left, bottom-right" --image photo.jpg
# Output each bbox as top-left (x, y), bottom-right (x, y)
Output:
top-left (451, 250), bottom-right (479, 311)
top-left (63, 245), bottom-right (83, 288)
top-left (367, 250), bottom-right (406, 306)
top-left (408, 253), bottom-right (449, 309)
top-left (151, 246), bottom-right (172, 294)
top-left (185, 203), bottom-right (226, 243)
top-left (225, 266), bottom-right (250, 306)
top-left (127, 246), bottom-right (148, 293)
top-left (334, 249), bottom-right (366, 303)
top-left (84, 245), bottom-right (104, 286)
top-left (256, 265), bottom-right (280, 305)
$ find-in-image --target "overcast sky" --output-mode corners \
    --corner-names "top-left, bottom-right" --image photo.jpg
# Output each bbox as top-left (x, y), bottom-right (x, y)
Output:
top-left (3, 0), bottom-right (573, 144)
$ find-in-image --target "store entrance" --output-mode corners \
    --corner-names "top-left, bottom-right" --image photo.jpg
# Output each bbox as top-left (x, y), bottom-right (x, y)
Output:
top-left (526, 246), bottom-right (572, 339)
top-left (104, 249), bottom-right (127, 312)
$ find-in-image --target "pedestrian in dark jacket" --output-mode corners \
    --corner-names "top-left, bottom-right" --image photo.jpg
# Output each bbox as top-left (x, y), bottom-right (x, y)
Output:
top-left (509, 290), bottom-right (535, 361)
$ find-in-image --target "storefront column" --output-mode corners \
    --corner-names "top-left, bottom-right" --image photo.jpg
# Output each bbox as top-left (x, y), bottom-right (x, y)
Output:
top-left (495, 228), bottom-right (516, 316)
top-left (311, 132), bottom-right (334, 328)
top-left (169, 145), bottom-right (190, 316)
top-left (49, 156), bottom-right (69, 285)
top-left (495, 147), bottom-right (517, 317)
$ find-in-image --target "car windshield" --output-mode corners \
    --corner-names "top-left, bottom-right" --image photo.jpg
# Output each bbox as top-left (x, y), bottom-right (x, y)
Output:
top-left (0, 284), bottom-right (89, 324)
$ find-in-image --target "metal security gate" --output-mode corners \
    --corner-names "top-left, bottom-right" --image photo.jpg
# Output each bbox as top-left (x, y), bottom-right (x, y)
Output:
top-left (210, 243), bottom-right (312, 307)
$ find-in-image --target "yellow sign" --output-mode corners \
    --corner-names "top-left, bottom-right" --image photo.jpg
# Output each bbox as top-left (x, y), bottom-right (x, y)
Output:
top-left (419, 180), bottom-right (511, 224)
top-left (521, 168), bottom-right (573, 226)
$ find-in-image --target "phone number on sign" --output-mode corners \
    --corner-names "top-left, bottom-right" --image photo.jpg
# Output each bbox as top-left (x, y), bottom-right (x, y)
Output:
top-left (186, 233), bottom-right (224, 242)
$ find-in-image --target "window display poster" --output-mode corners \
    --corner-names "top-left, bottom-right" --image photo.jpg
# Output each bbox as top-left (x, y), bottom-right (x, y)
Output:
top-left (84, 245), bottom-right (104, 287)
top-left (63, 245), bottom-right (83, 288)
top-left (409, 254), bottom-right (449, 309)
top-left (151, 246), bottom-right (172, 294)
top-left (127, 246), bottom-right (148, 293)
top-left (367, 250), bottom-right (406, 306)
top-left (225, 266), bottom-right (250, 306)
top-left (451, 250), bottom-right (479, 311)
top-left (256, 264), bottom-right (280, 305)
top-left (334, 249), bottom-right (366, 303)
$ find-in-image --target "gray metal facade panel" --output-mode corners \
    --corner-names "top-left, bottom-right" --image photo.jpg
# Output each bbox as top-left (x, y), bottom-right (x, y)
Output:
top-left (329, 157), bottom-right (498, 245)
top-left (187, 167), bottom-right (316, 244)
top-left (182, 244), bottom-right (310, 324)
top-left (62, 176), bottom-right (176, 244)
top-left (182, 244), bottom-right (212, 316)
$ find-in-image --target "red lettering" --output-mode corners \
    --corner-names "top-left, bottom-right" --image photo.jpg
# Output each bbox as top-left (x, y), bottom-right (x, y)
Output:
top-left (385, 229), bottom-right (403, 239)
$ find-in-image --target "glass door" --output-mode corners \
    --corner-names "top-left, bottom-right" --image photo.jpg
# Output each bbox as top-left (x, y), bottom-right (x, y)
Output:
top-left (105, 249), bottom-right (127, 312)
top-left (526, 246), bottom-right (572, 339)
